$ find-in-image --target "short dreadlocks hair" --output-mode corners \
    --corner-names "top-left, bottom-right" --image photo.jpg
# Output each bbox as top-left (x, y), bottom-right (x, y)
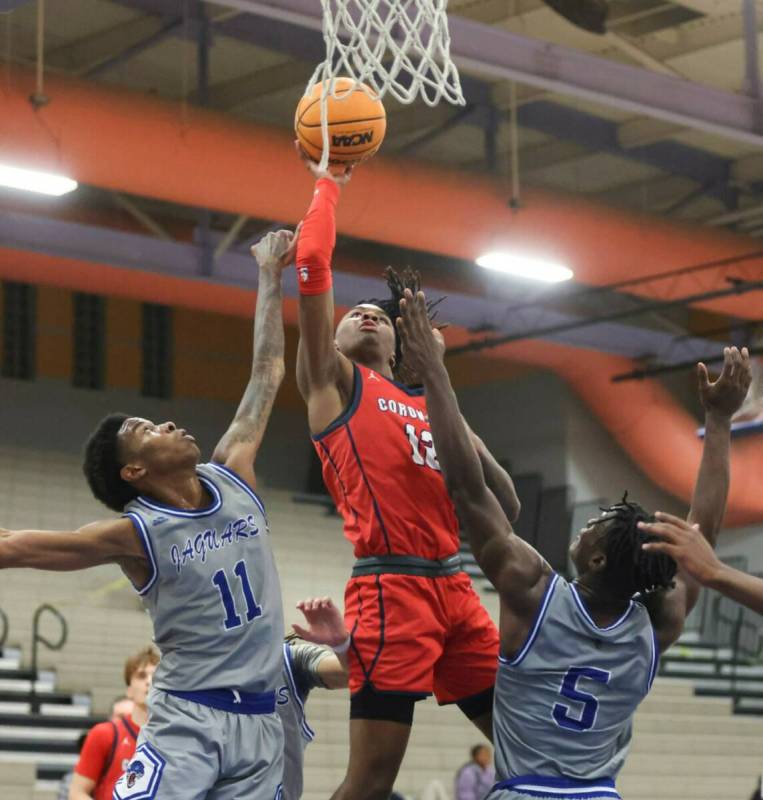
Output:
top-left (360, 266), bottom-right (444, 383)
top-left (83, 413), bottom-right (139, 513)
top-left (597, 494), bottom-right (677, 597)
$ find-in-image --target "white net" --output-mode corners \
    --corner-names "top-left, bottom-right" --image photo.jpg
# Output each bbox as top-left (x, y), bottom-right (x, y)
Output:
top-left (305, 0), bottom-right (465, 168)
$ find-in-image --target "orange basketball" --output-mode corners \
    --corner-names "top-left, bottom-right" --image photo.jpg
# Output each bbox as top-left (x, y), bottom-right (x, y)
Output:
top-left (295, 78), bottom-right (387, 165)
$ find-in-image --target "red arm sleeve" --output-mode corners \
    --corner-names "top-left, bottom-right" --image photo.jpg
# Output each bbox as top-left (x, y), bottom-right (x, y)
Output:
top-left (74, 722), bottom-right (113, 782)
top-left (295, 178), bottom-right (341, 296)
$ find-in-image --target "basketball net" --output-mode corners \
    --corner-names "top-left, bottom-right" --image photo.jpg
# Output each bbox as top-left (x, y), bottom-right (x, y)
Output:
top-left (306, 0), bottom-right (465, 169)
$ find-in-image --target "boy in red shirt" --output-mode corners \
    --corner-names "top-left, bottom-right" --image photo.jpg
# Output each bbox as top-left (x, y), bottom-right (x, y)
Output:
top-left (69, 647), bottom-right (158, 800)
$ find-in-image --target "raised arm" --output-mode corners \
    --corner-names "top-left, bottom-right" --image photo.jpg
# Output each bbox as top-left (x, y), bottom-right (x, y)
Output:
top-left (641, 513), bottom-right (763, 616)
top-left (469, 430), bottom-right (521, 523)
top-left (293, 149), bottom-right (355, 433)
top-left (290, 596), bottom-right (349, 688)
top-left (0, 518), bottom-right (144, 574)
top-left (644, 347), bottom-right (751, 649)
top-left (397, 290), bottom-right (550, 616)
top-left (212, 229), bottom-right (295, 486)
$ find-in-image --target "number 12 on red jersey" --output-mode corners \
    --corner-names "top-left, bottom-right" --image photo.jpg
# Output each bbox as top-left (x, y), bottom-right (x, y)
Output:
top-left (405, 423), bottom-right (441, 471)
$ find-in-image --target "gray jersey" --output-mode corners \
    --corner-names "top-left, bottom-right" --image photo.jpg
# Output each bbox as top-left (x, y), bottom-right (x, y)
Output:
top-left (277, 642), bottom-right (331, 800)
top-left (492, 574), bottom-right (658, 800)
top-left (123, 462), bottom-right (284, 694)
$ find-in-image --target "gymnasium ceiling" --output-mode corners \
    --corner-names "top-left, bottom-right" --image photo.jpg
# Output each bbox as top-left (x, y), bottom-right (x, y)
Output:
top-left (1, 0), bottom-right (763, 373)
top-left (3, 0), bottom-right (763, 224)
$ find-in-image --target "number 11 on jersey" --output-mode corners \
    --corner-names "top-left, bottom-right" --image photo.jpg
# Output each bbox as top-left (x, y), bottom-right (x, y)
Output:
top-left (212, 559), bottom-right (262, 630)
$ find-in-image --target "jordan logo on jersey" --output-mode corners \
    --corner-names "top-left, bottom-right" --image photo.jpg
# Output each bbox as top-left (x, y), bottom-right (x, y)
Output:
top-left (368, 371), bottom-right (380, 382)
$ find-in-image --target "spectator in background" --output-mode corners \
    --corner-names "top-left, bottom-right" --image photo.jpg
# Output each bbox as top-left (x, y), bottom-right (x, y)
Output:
top-left (110, 696), bottom-right (134, 720)
top-left (455, 745), bottom-right (495, 800)
top-left (68, 646), bottom-right (158, 800)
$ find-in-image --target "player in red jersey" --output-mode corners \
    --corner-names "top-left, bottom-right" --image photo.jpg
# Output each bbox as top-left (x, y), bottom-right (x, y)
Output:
top-left (293, 149), bottom-right (521, 800)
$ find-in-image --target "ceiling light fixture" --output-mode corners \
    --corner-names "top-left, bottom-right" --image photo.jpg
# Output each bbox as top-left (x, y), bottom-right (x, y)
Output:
top-left (0, 163), bottom-right (78, 196)
top-left (476, 252), bottom-right (573, 283)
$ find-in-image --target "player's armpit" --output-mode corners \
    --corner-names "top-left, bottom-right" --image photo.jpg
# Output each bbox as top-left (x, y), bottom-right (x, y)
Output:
top-left (0, 517), bottom-right (142, 572)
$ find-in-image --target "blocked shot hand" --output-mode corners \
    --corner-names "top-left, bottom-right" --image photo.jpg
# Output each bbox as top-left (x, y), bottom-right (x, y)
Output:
top-left (292, 596), bottom-right (349, 648)
top-left (251, 227), bottom-right (301, 273)
top-left (639, 511), bottom-right (722, 587)
top-left (397, 289), bottom-right (446, 381)
top-left (698, 346), bottom-right (752, 420)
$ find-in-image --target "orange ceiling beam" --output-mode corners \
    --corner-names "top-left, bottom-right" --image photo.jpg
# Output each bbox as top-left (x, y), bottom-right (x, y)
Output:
top-left (2, 247), bottom-right (762, 528)
top-left (1, 67), bottom-right (762, 320)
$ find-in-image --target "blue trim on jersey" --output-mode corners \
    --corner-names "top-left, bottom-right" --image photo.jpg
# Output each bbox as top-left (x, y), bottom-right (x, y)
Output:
top-left (165, 688), bottom-right (276, 715)
top-left (377, 370), bottom-right (425, 397)
top-left (647, 625), bottom-right (660, 691)
top-left (136, 475), bottom-right (222, 518)
top-left (312, 364), bottom-right (363, 441)
top-left (493, 775), bottom-right (620, 799)
top-left (569, 584), bottom-right (635, 632)
top-left (122, 512), bottom-right (158, 596)
top-left (283, 643), bottom-right (316, 742)
top-left (500, 573), bottom-right (559, 667)
top-left (206, 462), bottom-right (267, 519)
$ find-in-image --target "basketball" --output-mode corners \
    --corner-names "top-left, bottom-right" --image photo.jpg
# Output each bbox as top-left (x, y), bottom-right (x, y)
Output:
top-left (295, 77), bottom-right (387, 165)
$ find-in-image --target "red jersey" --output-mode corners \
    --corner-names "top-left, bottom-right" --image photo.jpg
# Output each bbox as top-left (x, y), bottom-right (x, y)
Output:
top-left (75, 715), bottom-right (140, 800)
top-left (314, 363), bottom-right (460, 559)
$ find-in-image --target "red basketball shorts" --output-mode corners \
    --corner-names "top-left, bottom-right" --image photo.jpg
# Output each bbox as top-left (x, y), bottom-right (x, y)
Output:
top-left (344, 571), bottom-right (499, 703)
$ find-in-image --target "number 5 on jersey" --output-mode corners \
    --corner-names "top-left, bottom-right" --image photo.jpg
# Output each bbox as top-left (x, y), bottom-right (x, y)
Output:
top-left (405, 423), bottom-right (441, 471)
top-left (212, 559), bottom-right (262, 630)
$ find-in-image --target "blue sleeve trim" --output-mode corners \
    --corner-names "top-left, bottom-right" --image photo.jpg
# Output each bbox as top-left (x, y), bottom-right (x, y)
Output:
top-left (206, 462), bottom-right (267, 519)
top-left (312, 364), bottom-right (363, 442)
top-left (122, 512), bottom-right (158, 596)
top-left (282, 643), bottom-right (316, 741)
top-left (500, 573), bottom-right (559, 667)
top-left (647, 624), bottom-right (660, 691)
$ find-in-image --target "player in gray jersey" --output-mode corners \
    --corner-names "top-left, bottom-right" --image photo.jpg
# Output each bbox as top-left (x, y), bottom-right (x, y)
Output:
top-left (278, 597), bottom-right (350, 800)
top-left (0, 229), bottom-right (299, 800)
top-left (397, 291), bottom-right (751, 800)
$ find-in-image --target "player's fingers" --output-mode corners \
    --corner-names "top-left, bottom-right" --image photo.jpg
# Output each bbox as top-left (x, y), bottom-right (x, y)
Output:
top-left (641, 541), bottom-right (677, 557)
top-left (697, 362), bottom-right (709, 390)
top-left (654, 510), bottom-right (694, 528)
top-left (722, 346), bottom-right (735, 380)
top-left (637, 521), bottom-right (680, 539)
top-left (291, 624), bottom-right (314, 641)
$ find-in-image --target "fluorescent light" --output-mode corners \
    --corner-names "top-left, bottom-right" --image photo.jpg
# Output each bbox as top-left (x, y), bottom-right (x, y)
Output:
top-left (0, 163), bottom-right (78, 196)
top-left (476, 251), bottom-right (573, 283)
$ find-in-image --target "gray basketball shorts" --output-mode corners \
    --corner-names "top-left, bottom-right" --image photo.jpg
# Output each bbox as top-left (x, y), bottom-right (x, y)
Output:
top-left (113, 687), bottom-right (284, 800)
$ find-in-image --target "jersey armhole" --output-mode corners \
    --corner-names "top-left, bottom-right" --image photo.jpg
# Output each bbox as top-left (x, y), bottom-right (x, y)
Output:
top-left (122, 512), bottom-right (158, 596)
top-left (647, 622), bottom-right (660, 691)
top-left (312, 364), bottom-right (363, 442)
top-left (500, 573), bottom-right (560, 668)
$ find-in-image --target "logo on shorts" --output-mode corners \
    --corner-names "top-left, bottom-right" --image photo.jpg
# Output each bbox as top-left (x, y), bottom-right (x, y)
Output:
top-left (126, 760), bottom-right (145, 789)
top-left (298, 267), bottom-right (309, 283)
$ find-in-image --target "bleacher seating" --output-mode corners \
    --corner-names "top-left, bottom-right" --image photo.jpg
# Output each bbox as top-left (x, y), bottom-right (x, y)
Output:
top-left (1, 445), bottom-right (762, 800)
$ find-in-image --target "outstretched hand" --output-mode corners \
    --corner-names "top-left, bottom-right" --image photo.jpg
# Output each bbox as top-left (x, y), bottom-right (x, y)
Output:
top-left (295, 141), bottom-right (354, 186)
top-left (251, 227), bottom-right (301, 273)
top-left (698, 346), bottom-right (752, 419)
top-left (638, 511), bottom-right (721, 586)
top-left (397, 289), bottom-right (445, 381)
top-left (291, 597), bottom-right (349, 648)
